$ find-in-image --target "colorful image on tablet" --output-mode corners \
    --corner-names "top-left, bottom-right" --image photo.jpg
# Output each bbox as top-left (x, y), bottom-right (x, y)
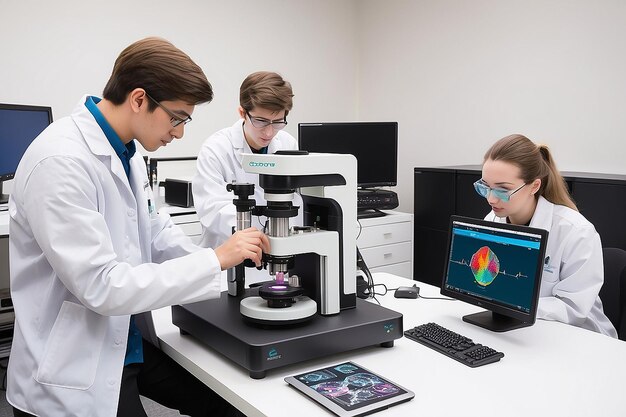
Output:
top-left (293, 362), bottom-right (408, 411)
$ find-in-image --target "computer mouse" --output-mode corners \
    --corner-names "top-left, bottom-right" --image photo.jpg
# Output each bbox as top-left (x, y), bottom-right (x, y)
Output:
top-left (394, 286), bottom-right (419, 299)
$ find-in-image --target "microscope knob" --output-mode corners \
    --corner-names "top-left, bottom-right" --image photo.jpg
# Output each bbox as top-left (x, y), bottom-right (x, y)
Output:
top-left (288, 275), bottom-right (301, 287)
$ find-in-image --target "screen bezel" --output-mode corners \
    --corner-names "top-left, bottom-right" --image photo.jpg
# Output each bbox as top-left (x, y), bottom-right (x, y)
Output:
top-left (297, 122), bottom-right (398, 188)
top-left (285, 361), bottom-right (414, 417)
top-left (440, 215), bottom-right (547, 329)
top-left (0, 103), bottom-right (53, 181)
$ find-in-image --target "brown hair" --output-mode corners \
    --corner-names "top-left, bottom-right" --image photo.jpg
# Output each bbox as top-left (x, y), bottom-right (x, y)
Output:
top-left (239, 71), bottom-right (294, 116)
top-left (484, 134), bottom-right (577, 210)
top-left (102, 37), bottom-right (213, 111)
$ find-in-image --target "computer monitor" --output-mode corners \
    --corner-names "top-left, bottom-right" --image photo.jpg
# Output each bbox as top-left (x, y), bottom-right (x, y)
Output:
top-left (440, 215), bottom-right (548, 332)
top-left (298, 122), bottom-right (398, 189)
top-left (0, 103), bottom-right (53, 203)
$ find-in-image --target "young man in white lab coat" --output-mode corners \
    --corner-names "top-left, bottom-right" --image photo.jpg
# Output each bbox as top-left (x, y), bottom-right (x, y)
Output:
top-left (7, 37), bottom-right (268, 417)
top-left (193, 71), bottom-right (302, 254)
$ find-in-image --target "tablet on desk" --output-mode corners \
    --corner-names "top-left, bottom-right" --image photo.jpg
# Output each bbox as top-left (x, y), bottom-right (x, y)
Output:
top-left (285, 361), bottom-right (414, 417)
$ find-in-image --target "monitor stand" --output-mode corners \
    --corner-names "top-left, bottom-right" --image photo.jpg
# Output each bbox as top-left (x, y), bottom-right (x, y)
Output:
top-left (462, 311), bottom-right (533, 332)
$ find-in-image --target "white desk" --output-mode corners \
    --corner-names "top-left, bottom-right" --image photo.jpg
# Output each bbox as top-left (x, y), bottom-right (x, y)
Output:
top-left (153, 273), bottom-right (626, 417)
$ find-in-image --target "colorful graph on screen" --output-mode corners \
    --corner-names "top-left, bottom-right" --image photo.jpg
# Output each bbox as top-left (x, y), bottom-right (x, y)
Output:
top-left (449, 245), bottom-right (529, 287)
top-left (470, 246), bottom-right (500, 286)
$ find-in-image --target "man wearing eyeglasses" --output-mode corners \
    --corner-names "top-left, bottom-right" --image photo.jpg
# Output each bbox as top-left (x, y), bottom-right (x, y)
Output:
top-left (7, 37), bottom-right (263, 417)
top-left (193, 71), bottom-right (302, 258)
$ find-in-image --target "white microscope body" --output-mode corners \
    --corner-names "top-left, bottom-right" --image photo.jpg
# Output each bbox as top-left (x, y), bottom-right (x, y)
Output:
top-left (171, 151), bottom-right (403, 379)
top-left (239, 152), bottom-right (357, 323)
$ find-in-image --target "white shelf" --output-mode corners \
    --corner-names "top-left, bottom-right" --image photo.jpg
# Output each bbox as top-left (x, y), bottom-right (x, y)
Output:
top-left (357, 211), bottom-right (413, 279)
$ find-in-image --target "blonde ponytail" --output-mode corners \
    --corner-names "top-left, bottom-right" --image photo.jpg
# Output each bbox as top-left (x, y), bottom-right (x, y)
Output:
top-left (484, 135), bottom-right (577, 211)
top-left (537, 144), bottom-right (577, 211)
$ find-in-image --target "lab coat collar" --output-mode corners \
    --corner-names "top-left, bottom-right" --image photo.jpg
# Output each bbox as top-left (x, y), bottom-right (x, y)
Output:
top-left (71, 95), bottom-right (132, 194)
top-left (229, 119), bottom-right (253, 167)
top-left (228, 119), bottom-right (248, 150)
top-left (529, 196), bottom-right (554, 232)
top-left (72, 96), bottom-right (116, 157)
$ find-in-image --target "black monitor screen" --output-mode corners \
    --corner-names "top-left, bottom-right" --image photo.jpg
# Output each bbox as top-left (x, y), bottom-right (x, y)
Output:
top-left (0, 103), bottom-right (53, 180)
top-left (440, 216), bottom-right (548, 332)
top-left (298, 122), bottom-right (398, 188)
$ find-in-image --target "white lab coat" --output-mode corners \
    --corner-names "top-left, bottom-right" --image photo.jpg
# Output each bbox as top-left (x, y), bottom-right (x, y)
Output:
top-left (485, 196), bottom-right (617, 337)
top-left (6, 96), bottom-right (223, 416)
top-left (193, 119), bottom-right (301, 250)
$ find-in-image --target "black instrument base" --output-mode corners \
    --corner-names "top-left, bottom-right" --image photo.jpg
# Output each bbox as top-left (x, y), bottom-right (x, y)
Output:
top-left (172, 289), bottom-right (403, 378)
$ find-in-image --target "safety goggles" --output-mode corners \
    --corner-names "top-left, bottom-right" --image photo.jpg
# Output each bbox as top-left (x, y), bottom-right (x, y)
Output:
top-left (473, 180), bottom-right (527, 202)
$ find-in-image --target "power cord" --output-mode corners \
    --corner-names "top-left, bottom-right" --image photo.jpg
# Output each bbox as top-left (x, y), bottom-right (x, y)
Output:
top-left (356, 219), bottom-right (363, 241)
top-left (355, 246), bottom-right (456, 303)
top-left (384, 283), bottom-right (457, 301)
top-left (356, 247), bottom-right (383, 304)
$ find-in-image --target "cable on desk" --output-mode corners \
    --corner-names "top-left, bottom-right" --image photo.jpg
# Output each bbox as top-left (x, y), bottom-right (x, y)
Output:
top-left (356, 247), bottom-right (382, 304)
top-left (418, 294), bottom-right (456, 300)
top-left (385, 284), bottom-right (457, 301)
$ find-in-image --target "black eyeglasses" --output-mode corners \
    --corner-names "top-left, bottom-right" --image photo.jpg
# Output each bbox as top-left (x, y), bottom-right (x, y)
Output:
top-left (145, 93), bottom-right (192, 128)
top-left (246, 111), bottom-right (287, 130)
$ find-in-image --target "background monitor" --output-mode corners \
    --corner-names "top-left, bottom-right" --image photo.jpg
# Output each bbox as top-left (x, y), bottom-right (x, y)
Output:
top-left (440, 215), bottom-right (548, 332)
top-left (298, 122), bottom-right (398, 189)
top-left (0, 103), bottom-right (53, 203)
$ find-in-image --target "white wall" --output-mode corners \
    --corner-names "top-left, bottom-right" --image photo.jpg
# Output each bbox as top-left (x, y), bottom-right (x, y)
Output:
top-left (357, 0), bottom-right (626, 213)
top-left (0, 0), bottom-right (359, 159)
top-left (2, 0), bottom-right (625, 214)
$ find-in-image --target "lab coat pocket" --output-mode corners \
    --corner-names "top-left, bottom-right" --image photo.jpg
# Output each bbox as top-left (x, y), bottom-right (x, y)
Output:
top-left (36, 301), bottom-right (107, 389)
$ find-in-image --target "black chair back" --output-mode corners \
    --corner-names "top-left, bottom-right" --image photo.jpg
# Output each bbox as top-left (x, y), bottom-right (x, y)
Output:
top-left (601, 247), bottom-right (626, 340)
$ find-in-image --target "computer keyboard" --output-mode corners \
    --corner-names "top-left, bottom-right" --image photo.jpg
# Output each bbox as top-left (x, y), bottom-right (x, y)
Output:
top-left (357, 189), bottom-right (399, 210)
top-left (404, 322), bottom-right (504, 368)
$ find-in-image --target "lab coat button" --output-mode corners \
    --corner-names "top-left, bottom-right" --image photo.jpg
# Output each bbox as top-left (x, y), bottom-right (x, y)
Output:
top-left (114, 337), bottom-right (122, 345)
top-left (108, 378), bottom-right (116, 386)
top-left (127, 209), bottom-right (136, 217)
